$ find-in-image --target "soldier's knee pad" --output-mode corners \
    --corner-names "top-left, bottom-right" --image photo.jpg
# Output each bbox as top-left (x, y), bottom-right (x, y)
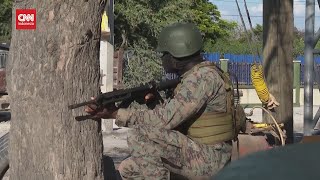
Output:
top-left (117, 160), bottom-right (126, 170)
top-left (117, 158), bottom-right (132, 174)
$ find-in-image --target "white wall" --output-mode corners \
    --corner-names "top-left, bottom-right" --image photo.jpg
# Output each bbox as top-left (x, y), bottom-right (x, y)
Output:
top-left (240, 88), bottom-right (320, 105)
top-left (100, 41), bottom-right (114, 93)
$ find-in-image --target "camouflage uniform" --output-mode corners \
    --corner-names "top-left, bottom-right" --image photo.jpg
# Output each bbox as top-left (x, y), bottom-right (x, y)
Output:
top-left (115, 61), bottom-right (233, 179)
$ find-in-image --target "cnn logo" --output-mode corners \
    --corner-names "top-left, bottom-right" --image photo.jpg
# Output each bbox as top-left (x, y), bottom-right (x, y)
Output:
top-left (18, 14), bottom-right (34, 22)
top-left (16, 9), bottom-right (36, 30)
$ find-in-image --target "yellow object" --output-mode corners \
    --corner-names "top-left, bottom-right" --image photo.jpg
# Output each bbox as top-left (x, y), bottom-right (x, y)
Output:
top-left (251, 64), bottom-right (270, 104)
top-left (253, 123), bottom-right (269, 128)
top-left (253, 123), bottom-right (284, 129)
top-left (101, 11), bottom-right (109, 32)
top-left (247, 106), bottom-right (285, 146)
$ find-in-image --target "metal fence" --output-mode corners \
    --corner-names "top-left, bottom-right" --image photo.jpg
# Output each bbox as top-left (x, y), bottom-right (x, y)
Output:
top-left (203, 53), bottom-right (320, 86)
top-left (202, 53), bottom-right (258, 85)
top-left (228, 62), bottom-right (253, 85)
top-left (203, 52), bottom-right (320, 64)
top-left (203, 53), bottom-right (263, 63)
top-left (300, 63), bottom-right (320, 86)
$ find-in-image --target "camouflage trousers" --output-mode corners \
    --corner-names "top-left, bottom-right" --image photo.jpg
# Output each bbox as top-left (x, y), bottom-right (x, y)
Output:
top-left (118, 125), bottom-right (232, 180)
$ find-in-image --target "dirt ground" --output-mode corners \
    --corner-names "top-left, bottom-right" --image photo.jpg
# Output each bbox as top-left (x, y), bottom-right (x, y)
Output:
top-left (0, 119), bottom-right (129, 179)
top-left (0, 121), bottom-right (9, 138)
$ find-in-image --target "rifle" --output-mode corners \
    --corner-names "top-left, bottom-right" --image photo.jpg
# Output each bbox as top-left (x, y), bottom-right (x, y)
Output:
top-left (68, 78), bottom-right (180, 110)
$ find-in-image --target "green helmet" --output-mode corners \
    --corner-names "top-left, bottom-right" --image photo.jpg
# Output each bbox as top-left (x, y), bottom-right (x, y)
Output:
top-left (156, 22), bottom-right (203, 58)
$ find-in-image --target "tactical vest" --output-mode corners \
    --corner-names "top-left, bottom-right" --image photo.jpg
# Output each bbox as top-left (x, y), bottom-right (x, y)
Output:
top-left (176, 62), bottom-right (246, 145)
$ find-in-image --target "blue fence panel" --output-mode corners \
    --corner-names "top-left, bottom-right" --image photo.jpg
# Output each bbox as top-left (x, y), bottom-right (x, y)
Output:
top-left (222, 54), bottom-right (255, 85)
top-left (317, 64), bottom-right (320, 85)
top-left (296, 55), bottom-right (320, 64)
top-left (300, 63), bottom-right (304, 86)
top-left (301, 63), bottom-right (320, 86)
top-left (223, 53), bottom-right (262, 63)
top-left (228, 61), bottom-right (253, 85)
top-left (297, 56), bottom-right (320, 85)
top-left (202, 52), bottom-right (220, 62)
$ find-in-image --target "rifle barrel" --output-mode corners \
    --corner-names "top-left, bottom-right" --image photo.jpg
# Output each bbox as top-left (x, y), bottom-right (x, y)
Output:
top-left (67, 78), bottom-right (180, 110)
top-left (68, 100), bottom-right (96, 110)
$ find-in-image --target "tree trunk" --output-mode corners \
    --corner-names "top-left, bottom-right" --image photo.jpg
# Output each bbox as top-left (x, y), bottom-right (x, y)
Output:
top-left (7, 1), bottom-right (106, 179)
top-left (263, 0), bottom-right (294, 143)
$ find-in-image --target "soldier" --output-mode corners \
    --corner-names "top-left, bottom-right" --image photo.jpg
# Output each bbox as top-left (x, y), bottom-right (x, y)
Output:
top-left (85, 22), bottom-right (238, 179)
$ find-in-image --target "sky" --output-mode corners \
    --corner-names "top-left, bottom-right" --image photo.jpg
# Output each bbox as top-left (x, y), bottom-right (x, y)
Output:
top-left (210, 0), bottom-right (320, 31)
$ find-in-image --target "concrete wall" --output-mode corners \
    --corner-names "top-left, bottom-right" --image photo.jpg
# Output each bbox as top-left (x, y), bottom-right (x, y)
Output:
top-left (240, 88), bottom-right (320, 105)
top-left (240, 89), bottom-right (261, 105)
top-left (294, 88), bottom-right (320, 105)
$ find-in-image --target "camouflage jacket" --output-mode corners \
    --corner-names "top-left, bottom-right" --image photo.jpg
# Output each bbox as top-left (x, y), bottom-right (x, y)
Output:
top-left (115, 61), bottom-right (227, 130)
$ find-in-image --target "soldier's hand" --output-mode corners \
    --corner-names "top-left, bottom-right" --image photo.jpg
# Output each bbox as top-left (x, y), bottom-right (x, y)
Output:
top-left (267, 93), bottom-right (280, 110)
top-left (144, 93), bottom-right (155, 103)
top-left (84, 97), bottom-right (118, 119)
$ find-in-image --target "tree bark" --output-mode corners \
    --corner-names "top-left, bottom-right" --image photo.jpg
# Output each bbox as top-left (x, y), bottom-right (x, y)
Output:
top-left (7, 1), bottom-right (106, 179)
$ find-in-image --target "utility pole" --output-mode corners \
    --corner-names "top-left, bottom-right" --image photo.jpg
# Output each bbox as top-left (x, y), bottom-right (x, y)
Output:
top-left (304, 0), bottom-right (320, 136)
top-left (263, 0), bottom-right (294, 143)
